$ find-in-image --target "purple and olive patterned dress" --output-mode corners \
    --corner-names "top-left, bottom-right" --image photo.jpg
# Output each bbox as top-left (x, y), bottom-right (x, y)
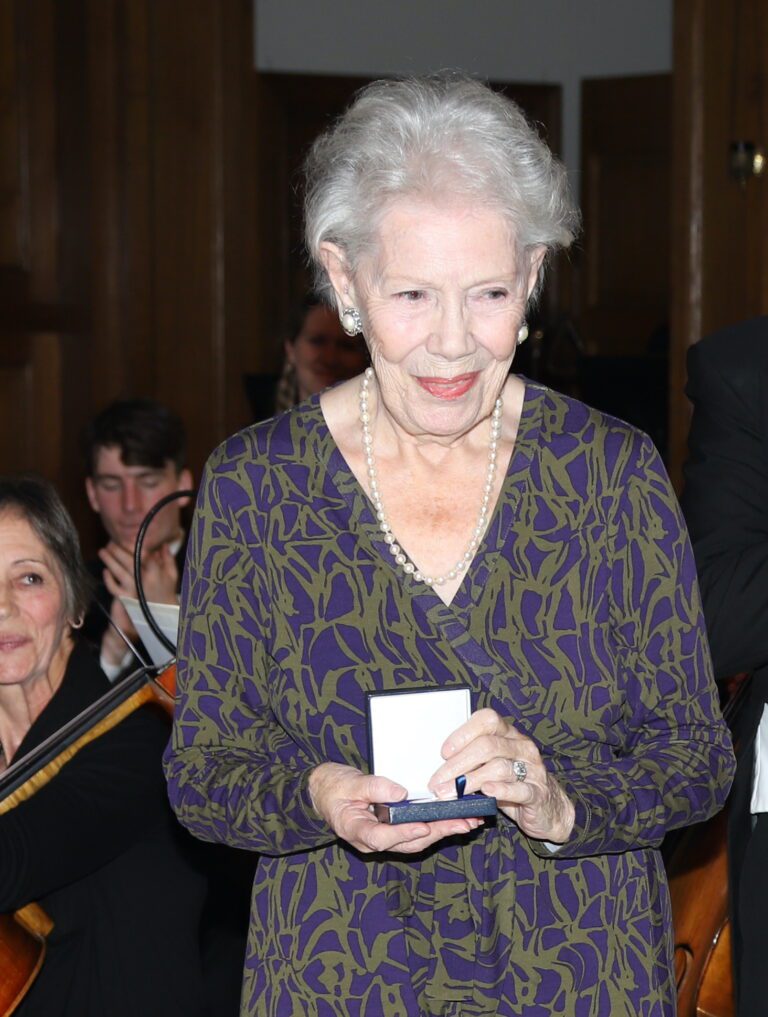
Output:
top-left (165, 380), bottom-right (735, 1017)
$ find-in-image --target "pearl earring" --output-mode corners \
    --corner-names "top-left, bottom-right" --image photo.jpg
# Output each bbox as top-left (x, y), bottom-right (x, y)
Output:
top-left (340, 307), bottom-right (363, 337)
top-left (516, 323), bottom-right (529, 346)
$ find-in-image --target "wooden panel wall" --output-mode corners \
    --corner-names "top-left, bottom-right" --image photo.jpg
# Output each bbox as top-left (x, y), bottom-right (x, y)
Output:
top-left (0, 2), bottom-right (76, 511)
top-left (1, 7), bottom-right (565, 557)
top-left (0, 0), bottom-right (263, 554)
top-left (8, 0), bottom-right (758, 515)
top-left (670, 0), bottom-right (768, 487)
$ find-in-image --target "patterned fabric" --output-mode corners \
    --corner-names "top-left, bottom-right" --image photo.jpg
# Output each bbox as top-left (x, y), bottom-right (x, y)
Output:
top-left (164, 380), bottom-right (735, 1017)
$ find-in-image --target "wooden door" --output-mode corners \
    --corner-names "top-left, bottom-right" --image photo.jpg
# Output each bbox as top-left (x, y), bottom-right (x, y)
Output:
top-left (579, 75), bottom-right (672, 357)
top-left (577, 74), bottom-right (672, 457)
top-left (670, 0), bottom-right (768, 488)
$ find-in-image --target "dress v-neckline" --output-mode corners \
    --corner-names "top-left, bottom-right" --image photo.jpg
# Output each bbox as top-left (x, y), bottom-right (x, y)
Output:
top-left (317, 377), bottom-right (543, 612)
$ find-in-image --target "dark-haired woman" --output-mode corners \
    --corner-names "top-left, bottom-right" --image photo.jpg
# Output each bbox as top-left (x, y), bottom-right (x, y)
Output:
top-left (0, 474), bottom-right (207, 1016)
top-left (246, 297), bottom-right (369, 421)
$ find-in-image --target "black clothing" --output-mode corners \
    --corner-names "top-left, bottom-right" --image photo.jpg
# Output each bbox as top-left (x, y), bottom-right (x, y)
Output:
top-left (81, 540), bottom-right (254, 1014)
top-left (738, 812), bottom-right (768, 1015)
top-left (243, 372), bottom-right (279, 422)
top-left (0, 641), bottom-right (207, 1017)
top-left (681, 315), bottom-right (768, 1015)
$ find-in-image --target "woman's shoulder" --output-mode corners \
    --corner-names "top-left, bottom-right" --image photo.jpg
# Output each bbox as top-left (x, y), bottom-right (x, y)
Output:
top-left (195, 399), bottom-right (331, 517)
top-left (206, 399), bottom-right (328, 474)
top-left (526, 381), bottom-right (662, 488)
top-left (533, 381), bottom-right (652, 445)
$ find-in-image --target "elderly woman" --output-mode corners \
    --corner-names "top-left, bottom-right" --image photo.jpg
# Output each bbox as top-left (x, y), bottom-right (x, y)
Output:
top-left (0, 474), bottom-right (207, 1016)
top-left (165, 76), bottom-right (735, 1017)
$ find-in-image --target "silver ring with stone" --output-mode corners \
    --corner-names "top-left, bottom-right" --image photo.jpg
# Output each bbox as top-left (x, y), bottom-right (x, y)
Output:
top-left (512, 759), bottom-right (528, 782)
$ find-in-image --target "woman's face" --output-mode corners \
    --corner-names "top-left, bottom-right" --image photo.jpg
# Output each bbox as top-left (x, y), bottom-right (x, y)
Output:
top-left (0, 512), bottom-right (71, 693)
top-left (286, 305), bottom-right (368, 400)
top-left (326, 198), bottom-right (543, 443)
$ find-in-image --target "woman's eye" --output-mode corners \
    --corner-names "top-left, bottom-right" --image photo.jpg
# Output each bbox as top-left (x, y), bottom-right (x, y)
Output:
top-left (20, 573), bottom-right (43, 586)
top-left (484, 288), bottom-right (509, 300)
top-left (397, 290), bottom-right (424, 302)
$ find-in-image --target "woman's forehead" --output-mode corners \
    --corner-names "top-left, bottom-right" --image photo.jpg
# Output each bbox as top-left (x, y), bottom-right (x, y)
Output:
top-left (364, 199), bottom-right (518, 281)
top-left (0, 511), bottom-right (53, 562)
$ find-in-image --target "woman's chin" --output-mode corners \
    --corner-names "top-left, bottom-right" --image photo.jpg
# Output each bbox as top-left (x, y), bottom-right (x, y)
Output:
top-left (401, 401), bottom-right (488, 441)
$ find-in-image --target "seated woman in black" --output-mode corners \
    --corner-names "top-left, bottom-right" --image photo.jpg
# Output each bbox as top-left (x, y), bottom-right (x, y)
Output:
top-left (0, 474), bottom-right (207, 1017)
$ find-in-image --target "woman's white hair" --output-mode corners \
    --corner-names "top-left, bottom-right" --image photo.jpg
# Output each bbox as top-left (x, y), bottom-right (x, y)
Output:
top-left (304, 73), bottom-right (580, 305)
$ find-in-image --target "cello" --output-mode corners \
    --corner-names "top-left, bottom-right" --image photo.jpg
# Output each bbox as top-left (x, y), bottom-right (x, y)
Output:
top-left (667, 673), bottom-right (750, 1017)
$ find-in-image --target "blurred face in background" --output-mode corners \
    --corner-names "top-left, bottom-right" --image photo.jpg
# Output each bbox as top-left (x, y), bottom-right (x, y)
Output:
top-left (285, 304), bottom-right (368, 401)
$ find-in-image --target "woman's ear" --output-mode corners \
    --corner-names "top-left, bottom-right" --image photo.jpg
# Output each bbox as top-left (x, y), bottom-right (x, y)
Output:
top-left (525, 245), bottom-right (547, 301)
top-left (319, 242), bottom-right (357, 311)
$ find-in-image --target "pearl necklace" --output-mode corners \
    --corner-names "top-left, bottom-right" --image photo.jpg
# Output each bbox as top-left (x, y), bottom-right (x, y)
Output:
top-left (359, 366), bottom-right (503, 587)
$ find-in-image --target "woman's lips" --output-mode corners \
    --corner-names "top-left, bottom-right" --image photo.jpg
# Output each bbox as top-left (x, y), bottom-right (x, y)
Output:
top-left (416, 373), bottom-right (479, 399)
top-left (0, 637), bottom-right (29, 652)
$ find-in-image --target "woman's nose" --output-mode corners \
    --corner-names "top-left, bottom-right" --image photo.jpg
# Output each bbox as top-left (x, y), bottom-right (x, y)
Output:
top-left (430, 300), bottom-right (473, 358)
top-left (0, 582), bottom-right (15, 619)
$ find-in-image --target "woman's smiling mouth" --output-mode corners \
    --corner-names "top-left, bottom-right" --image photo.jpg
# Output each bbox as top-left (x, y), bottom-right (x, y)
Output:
top-left (416, 372), bottom-right (479, 399)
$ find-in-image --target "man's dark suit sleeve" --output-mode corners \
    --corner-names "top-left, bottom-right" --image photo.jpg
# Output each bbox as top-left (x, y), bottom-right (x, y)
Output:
top-left (681, 330), bottom-right (768, 679)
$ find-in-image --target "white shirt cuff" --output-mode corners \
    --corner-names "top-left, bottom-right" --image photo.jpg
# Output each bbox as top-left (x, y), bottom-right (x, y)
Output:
top-left (100, 647), bottom-right (134, 683)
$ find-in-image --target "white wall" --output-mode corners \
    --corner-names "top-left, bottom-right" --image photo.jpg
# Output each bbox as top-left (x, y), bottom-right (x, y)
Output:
top-left (254, 0), bottom-right (672, 187)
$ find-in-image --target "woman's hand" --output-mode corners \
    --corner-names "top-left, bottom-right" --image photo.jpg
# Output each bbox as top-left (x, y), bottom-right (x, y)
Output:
top-left (308, 762), bottom-right (484, 855)
top-left (428, 708), bottom-right (575, 844)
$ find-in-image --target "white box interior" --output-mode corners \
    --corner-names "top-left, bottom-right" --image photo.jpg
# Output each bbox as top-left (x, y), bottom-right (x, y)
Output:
top-left (368, 687), bottom-right (471, 799)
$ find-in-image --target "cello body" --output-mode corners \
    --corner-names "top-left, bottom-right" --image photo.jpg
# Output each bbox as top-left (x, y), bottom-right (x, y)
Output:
top-left (0, 906), bottom-right (54, 1017)
top-left (667, 674), bottom-right (751, 1017)
top-left (668, 805), bottom-right (733, 1017)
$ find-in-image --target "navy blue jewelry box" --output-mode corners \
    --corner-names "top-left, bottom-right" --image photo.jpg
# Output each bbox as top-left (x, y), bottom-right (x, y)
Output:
top-left (366, 686), bottom-right (497, 825)
top-left (373, 792), bottom-right (497, 825)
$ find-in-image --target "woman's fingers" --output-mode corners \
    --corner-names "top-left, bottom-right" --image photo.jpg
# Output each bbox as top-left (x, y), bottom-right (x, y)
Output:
top-left (494, 773), bottom-right (576, 843)
top-left (430, 724), bottom-right (536, 796)
top-left (427, 710), bottom-right (575, 844)
top-left (440, 707), bottom-right (514, 758)
top-left (343, 811), bottom-right (483, 855)
top-left (308, 762), bottom-right (485, 854)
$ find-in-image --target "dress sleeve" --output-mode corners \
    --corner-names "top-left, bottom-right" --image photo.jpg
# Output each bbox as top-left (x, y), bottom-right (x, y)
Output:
top-left (536, 431), bottom-right (736, 858)
top-left (163, 454), bottom-right (333, 856)
top-left (680, 340), bottom-right (768, 679)
top-left (0, 703), bottom-right (173, 911)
